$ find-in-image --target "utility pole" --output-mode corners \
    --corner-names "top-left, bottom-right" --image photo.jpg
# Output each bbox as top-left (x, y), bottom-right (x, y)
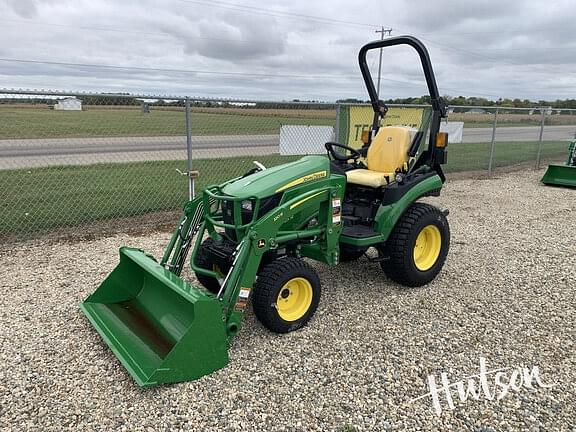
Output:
top-left (375, 27), bottom-right (392, 98)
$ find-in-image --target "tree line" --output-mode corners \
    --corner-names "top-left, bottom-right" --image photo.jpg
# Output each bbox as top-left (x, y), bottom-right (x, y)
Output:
top-left (336, 96), bottom-right (576, 109)
top-left (3, 94), bottom-right (576, 109)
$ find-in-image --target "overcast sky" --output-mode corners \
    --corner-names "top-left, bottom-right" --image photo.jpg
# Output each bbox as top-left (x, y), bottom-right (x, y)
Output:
top-left (1, 0), bottom-right (575, 101)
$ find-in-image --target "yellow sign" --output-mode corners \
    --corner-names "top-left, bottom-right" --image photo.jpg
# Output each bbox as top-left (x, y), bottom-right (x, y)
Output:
top-left (346, 106), bottom-right (425, 149)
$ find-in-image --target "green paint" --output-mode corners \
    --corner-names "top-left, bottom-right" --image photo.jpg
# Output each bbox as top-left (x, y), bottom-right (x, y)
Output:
top-left (81, 247), bottom-right (229, 387)
top-left (221, 156), bottom-right (330, 198)
top-left (541, 140), bottom-right (576, 187)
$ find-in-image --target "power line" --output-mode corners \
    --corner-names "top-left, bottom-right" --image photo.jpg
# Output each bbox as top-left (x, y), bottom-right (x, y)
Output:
top-left (0, 18), bottom-right (374, 50)
top-left (0, 56), bottom-right (420, 85)
top-left (173, 0), bottom-right (383, 29)
top-left (1, 13), bottom-right (558, 67)
top-left (8, 17), bottom-right (573, 62)
top-left (416, 28), bottom-right (575, 36)
top-left (474, 46), bottom-right (576, 52)
top-left (410, 34), bottom-right (523, 65)
top-left (0, 57), bottom-right (347, 79)
top-left (0, 56), bottom-right (508, 98)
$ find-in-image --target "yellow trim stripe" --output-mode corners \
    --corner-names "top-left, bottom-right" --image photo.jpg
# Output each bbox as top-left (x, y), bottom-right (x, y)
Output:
top-left (289, 191), bottom-right (324, 210)
top-left (275, 171), bottom-right (327, 193)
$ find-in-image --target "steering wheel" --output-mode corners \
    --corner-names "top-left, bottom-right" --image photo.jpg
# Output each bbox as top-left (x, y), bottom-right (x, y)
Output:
top-left (324, 142), bottom-right (361, 163)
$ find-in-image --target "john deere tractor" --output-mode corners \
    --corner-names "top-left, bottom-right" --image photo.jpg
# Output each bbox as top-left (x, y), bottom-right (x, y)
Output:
top-left (81, 36), bottom-right (451, 387)
top-left (541, 139), bottom-right (576, 187)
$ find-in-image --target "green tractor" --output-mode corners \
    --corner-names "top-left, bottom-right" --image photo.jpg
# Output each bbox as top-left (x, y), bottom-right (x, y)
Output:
top-left (541, 139), bottom-right (576, 187)
top-left (81, 36), bottom-right (451, 387)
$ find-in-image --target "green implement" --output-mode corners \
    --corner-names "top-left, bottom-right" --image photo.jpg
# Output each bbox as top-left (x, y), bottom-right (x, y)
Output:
top-left (541, 140), bottom-right (576, 188)
top-left (82, 36), bottom-right (453, 387)
top-left (80, 247), bottom-right (229, 387)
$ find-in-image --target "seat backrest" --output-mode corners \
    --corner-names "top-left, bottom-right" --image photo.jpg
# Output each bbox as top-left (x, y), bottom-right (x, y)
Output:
top-left (366, 126), bottom-right (412, 173)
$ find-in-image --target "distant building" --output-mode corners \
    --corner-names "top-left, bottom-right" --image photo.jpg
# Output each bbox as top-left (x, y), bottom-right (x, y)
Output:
top-left (229, 102), bottom-right (257, 107)
top-left (54, 97), bottom-right (82, 111)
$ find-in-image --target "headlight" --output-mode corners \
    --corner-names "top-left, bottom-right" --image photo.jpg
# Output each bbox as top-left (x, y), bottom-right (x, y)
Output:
top-left (241, 200), bottom-right (253, 211)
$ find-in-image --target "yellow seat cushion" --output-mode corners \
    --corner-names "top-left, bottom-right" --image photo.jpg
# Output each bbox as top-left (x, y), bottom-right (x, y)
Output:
top-left (346, 169), bottom-right (395, 188)
top-left (345, 126), bottom-right (411, 188)
top-left (366, 126), bottom-right (412, 172)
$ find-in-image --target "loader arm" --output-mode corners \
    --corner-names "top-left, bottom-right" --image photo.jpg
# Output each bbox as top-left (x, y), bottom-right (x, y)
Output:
top-left (195, 186), bottom-right (344, 339)
top-left (160, 195), bottom-right (206, 275)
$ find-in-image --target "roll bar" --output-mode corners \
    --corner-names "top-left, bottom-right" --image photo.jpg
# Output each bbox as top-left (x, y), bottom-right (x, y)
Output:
top-left (358, 36), bottom-right (448, 180)
top-left (358, 35), bottom-right (447, 118)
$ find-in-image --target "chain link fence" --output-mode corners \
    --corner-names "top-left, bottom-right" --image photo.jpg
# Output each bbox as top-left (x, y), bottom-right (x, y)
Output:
top-left (447, 106), bottom-right (576, 174)
top-left (1, 89), bottom-right (573, 240)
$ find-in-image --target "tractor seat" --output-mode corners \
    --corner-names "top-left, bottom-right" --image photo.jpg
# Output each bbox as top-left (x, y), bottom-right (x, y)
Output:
top-left (346, 126), bottom-right (412, 188)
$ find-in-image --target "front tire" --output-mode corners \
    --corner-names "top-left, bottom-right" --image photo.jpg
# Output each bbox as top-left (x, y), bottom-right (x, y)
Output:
top-left (253, 257), bottom-right (321, 333)
top-left (380, 203), bottom-right (450, 287)
top-left (193, 238), bottom-right (225, 294)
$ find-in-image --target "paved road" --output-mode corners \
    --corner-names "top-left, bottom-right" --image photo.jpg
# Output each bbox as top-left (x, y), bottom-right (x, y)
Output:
top-left (0, 134), bottom-right (278, 158)
top-left (1, 126), bottom-right (574, 169)
top-left (0, 135), bottom-right (279, 169)
top-left (463, 125), bottom-right (575, 142)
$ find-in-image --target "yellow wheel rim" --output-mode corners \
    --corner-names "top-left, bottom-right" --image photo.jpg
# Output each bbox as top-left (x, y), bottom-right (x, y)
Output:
top-left (413, 225), bottom-right (442, 271)
top-left (276, 277), bottom-right (313, 322)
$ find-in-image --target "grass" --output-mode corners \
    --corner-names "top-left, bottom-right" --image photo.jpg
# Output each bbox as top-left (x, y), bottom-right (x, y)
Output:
top-left (460, 122), bottom-right (541, 128)
top-left (0, 141), bottom-right (569, 236)
top-left (0, 107), bottom-right (335, 139)
top-left (0, 154), bottom-right (298, 235)
top-left (2, 106), bottom-right (574, 140)
top-left (444, 140), bottom-right (567, 172)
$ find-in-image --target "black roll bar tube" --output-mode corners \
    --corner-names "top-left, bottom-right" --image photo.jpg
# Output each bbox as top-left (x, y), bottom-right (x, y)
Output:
top-left (358, 35), bottom-right (446, 118)
top-left (358, 35), bottom-right (448, 175)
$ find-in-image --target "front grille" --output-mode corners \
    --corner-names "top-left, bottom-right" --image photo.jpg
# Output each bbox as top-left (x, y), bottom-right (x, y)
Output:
top-left (221, 193), bottom-right (283, 241)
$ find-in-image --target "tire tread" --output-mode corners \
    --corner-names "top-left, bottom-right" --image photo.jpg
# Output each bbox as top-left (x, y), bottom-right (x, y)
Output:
top-left (253, 257), bottom-right (320, 333)
top-left (381, 203), bottom-right (449, 287)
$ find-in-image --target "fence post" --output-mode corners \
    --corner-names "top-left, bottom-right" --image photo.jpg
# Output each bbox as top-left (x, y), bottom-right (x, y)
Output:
top-left (535, 108), bottom-right (546, 170)
top-left (487, 107), bottom-right (498, 177)
top-left (335, 103), bottom-right (341, 143)
top-left (185, 97), bottom-right (195, 200)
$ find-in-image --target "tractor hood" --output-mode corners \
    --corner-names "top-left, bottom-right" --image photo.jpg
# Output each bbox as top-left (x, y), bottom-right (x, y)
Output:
top-left (222, 155), bottom-right (330, 198)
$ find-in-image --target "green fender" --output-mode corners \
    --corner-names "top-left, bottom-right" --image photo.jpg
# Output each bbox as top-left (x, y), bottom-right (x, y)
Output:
top-left (340, 174), bottom-right (443, 247)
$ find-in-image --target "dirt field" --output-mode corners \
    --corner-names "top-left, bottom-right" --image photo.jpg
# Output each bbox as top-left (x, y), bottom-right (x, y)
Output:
top-left (0, 169), bottom-right (574, 431)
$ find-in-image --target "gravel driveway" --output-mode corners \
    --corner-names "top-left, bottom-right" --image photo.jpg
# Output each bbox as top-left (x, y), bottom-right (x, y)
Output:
top-left (1, 169), bottom-right (574, 431)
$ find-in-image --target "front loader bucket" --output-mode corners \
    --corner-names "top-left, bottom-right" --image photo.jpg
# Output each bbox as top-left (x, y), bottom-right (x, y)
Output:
top-left (80, 247), bottom-right (229, 387)
top-left (541, 164), bottom-right (576, 188)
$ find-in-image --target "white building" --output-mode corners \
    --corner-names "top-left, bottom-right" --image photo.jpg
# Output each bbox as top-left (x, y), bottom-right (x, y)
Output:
top-left (54, 97), bottom-right (82, 111)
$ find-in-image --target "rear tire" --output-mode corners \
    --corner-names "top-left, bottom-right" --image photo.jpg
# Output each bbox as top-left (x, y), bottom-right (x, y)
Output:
top-left (253, 257), bottom-right (321, 333)
top-left (339, 244), bottom-right (368, 262)
top-left (380, 203), bottom-right (450, 287)
top-left (194, 238), bottom-right (223, 294)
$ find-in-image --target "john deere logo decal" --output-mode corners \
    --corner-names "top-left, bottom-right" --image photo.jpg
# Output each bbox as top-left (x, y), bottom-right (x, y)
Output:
top-left (301, 171), bottom-right (326, 182)
top-left (275, 171), bottom-right (327, 192)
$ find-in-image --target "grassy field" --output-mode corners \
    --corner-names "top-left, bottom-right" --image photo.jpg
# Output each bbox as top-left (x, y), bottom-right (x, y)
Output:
top-left (0, 140), bottom-right (569, 236)
top-left (0, 154), bottom-right (299, 234)
top-left (447, 111), bottom-right (576, 128)
top-left (1, 105), bottom-right (576, 140)
top-left (0, 106), bottom-right (336, 139)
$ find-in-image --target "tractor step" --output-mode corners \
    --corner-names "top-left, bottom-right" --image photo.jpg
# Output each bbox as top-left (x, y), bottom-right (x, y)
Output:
top-left (342, 224), bottom-right (379, 239)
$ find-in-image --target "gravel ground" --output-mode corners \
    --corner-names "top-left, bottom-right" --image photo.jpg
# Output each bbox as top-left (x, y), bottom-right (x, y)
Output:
top-left (1, 169), bottom-right (574, 431)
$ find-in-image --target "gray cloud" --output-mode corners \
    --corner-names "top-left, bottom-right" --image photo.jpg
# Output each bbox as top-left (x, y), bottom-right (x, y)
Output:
top-left (0, 0), bottom-right (575, 101)
top-left (3, 0), bottom-right (39, 18)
